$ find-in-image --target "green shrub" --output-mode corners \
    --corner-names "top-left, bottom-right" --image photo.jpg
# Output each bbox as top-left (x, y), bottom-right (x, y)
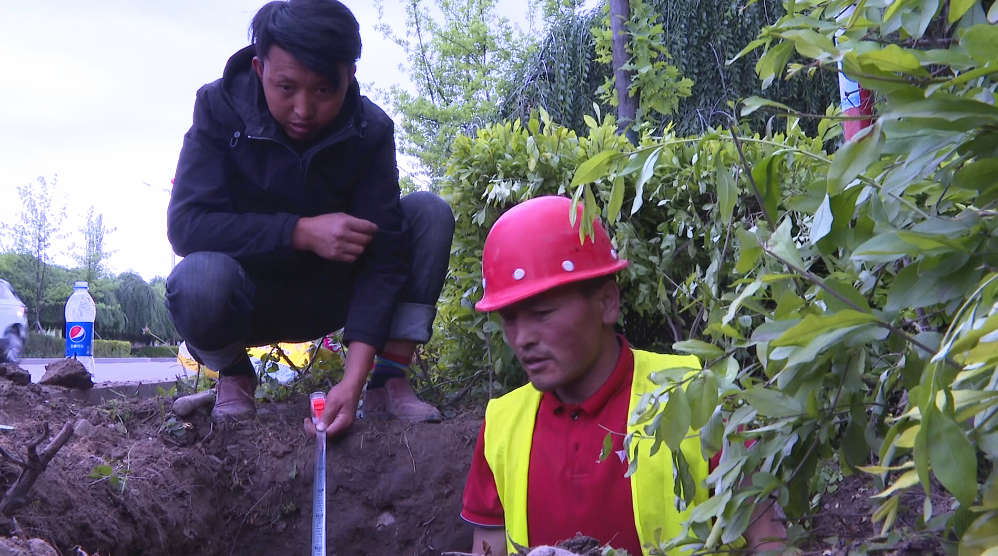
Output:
top-left (131, 345), bottom-right (177, 358)
top-left (94, 340), bottom-right (130, 358)
top-left (24, 332), bottom-right (64, 358)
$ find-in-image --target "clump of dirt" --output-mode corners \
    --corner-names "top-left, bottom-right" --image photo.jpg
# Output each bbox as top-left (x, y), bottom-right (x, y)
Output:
top-left (0, 365), bottom-right (30, 387)
top-left (37, 359), bottom-right (92, 390)
top-left (0, 379), bottom-right (479, 556)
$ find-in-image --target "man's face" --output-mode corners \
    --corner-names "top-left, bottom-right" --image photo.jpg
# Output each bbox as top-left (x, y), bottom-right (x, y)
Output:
top-left (252, 45), bottom-right (355, 142)
top-left (498, 281), bottom-right (619, 393)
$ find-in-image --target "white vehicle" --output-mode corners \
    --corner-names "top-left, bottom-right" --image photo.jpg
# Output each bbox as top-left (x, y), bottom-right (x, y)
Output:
top-left (0, 280), bottom-right (28, 363)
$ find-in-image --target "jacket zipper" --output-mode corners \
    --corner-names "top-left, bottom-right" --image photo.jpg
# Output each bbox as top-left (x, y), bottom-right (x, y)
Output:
top-left (244, 122), bottom-right (359, 163)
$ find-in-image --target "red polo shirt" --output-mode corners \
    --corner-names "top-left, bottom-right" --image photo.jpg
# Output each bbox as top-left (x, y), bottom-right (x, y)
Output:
top-left (461, 338), bottom-right (644, 555)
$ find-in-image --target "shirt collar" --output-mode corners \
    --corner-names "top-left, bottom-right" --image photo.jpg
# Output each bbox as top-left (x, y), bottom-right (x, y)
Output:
top-left (542, 336), bottom-right (634, 416)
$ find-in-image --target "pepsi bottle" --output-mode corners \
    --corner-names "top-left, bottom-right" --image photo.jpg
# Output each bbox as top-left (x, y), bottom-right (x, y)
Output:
top-left (65, 281), bottom-right (96, 374)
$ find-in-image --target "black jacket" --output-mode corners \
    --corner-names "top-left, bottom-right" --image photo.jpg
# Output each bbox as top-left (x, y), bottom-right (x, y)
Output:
top-left (168, 46), bottom-right (410, 350)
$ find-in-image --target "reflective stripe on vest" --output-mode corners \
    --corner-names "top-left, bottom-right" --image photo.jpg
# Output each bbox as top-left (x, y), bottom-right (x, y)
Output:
top-left (483, 349), bottom-right (709, 556)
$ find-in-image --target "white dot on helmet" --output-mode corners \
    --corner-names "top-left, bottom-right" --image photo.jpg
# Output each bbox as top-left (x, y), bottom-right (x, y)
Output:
top-left (562, 261), bottom-right (575, 272)
top-left (482, 278), bottom-right (487, 289)
top-left (513, 268), bottom-right (526, 280)
top-left (610, 249), bottom-right (618, 260)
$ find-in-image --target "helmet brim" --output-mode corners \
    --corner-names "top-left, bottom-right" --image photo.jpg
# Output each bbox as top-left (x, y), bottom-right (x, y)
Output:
top-left (475, 260), bottom-right (629, 312)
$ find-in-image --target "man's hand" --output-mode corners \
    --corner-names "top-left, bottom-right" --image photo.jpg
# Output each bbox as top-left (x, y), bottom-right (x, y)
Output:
top-left (292, 213), bottom-right (378, 262)
top-left (303, 379), bottom-right (365, 438)
top-left (302, 341), bottom-right (376, 439)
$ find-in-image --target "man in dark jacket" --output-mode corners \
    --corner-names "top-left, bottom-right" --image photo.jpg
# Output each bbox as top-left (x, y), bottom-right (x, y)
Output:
top-left (166, 0), bottom-right (454, 436)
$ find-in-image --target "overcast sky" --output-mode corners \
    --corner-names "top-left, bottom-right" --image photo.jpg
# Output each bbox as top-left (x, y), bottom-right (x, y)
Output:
top-left (0, 0), bottom-right (566, 280)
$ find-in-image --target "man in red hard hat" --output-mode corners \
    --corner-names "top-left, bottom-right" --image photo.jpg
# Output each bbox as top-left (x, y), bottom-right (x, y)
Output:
top-left (460, 196), bottom-right (787, 555)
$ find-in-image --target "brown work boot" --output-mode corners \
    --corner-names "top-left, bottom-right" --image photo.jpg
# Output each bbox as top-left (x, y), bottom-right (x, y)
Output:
top-left (365, 378), bottom-right (441, 422)
top-left (211, 375), bottom-right (257, 422)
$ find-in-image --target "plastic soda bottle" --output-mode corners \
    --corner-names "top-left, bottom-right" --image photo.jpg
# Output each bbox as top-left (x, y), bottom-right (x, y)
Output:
top-left (65, 281), bottom-right (96, 374)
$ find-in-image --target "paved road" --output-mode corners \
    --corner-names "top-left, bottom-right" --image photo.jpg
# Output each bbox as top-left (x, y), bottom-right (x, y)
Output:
top-left (19, 358), bottom-right (194, 384)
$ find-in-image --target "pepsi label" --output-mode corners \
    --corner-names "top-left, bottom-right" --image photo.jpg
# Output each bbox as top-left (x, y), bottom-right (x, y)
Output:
top-left (66, 322), bottom-right (94, 357)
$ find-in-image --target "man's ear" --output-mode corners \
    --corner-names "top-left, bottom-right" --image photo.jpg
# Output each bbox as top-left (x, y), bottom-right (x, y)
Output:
top-left (600, 280), bottom-right (621, 326)
top-left (343, 63), bottom-right (357, 89)
top-left (252, 56), bottom-right (265, 80)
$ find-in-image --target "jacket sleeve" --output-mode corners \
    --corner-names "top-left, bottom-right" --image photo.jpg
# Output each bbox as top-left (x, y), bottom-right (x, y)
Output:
top-left (167, 86), bottom-right (300, 260)
top-left (340, 122), bottom-right (411, 350)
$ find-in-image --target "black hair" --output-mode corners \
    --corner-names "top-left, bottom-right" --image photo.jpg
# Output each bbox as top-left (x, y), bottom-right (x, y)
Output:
top-left (250, 0), bottom-right (361, 91)
top-left (578, 274), bottom-right (616, 296)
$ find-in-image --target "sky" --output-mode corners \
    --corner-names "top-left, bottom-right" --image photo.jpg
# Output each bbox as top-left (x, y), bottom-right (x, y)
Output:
top-left (0, 0), bottom-right (569, 280)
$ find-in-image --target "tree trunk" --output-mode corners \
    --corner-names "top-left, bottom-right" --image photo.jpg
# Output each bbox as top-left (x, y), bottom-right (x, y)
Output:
top-left (609, 0), bottom-right (638, 145)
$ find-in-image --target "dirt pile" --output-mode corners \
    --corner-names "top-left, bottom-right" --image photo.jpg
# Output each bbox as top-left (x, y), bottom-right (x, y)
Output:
top-left (37, 360), bottom-right (92, 390)
top-left (0, 379), bottom-right (478, 556)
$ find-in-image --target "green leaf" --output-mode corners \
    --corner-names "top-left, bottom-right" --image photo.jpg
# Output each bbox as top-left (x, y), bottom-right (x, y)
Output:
top-left (827, 125), bottom-right (884, 194)
top-left (852, 233), bottom-right (919, 263)
top-left (927, 408), bottom-right (978, 506)
top-left (778, 29), bottom-right (837, 59)
top-left (882, 0), bottom-right (915, 33)
top-left (953, 159), bottom-right (998, 192)
top-left (857, 45), bottom-right (928, 76)
top-left (687, 372), bottom-right (719, 430)
top-left (571, 150), bottom-right (618, 186)
top-left (690, 490), bottom-right (732, 523)
top-left (599, 432), bottom-right (613, 463)
top-left (886, 264), bottom-right (933, 312)
top-left (768, 219), bottom-right (806, 271)
top-left (809, 194), bottom-right (834, 245)
top-left (632, 147), bottom-right (663, 215)
top-left (756, 41), bottom-right (794, 88)
top-left (673, 340), bottom-right (724, 360)
top-left (822, 278), bottom-right (872, 313)
top-left (716, 158), bottom-right (736, 225)
top-left (961, 511), bottom-right (998, 556)
top-left (751, 155), bottom-right (781, 224)
top-left (735, 227), bottom-right (762, 275)
top-left (872, 469), bottom-right (920, 498)
top-left (739, 387), bottom-right (803, 418)
top-left (607, 176), bottom-right (626, 222)
top-left (883, 97), bottom-right (998, 126)
top-left (771, 310), bottom-right (880, 347)
top-left (89, 465), bottom-right (113, 479)
top-left (741, 96), bottom-right (793, 117)
top-left (950, 0), bottom-right (978, 23)
top-left (661, 386), bottom-right (692, 452)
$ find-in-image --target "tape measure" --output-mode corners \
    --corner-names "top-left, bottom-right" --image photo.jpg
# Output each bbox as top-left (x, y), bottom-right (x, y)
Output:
top-left (310, 392), bottom-right (327, 556)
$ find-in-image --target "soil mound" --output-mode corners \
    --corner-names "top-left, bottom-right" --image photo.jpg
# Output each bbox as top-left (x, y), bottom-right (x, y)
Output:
top-left (0, 379), bottom-right (478, 556)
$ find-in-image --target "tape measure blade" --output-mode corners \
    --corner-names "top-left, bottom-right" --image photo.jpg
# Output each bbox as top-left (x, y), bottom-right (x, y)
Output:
top-left (312, 432), bottom-right (326, 556)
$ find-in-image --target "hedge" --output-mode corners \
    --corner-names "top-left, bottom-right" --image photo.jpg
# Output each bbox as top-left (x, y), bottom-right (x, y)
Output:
top-left (94, 340), bottom-right (130, 358)
top-left (131, 346), bottom-right (177, 358)
top-left (24, 333), bottom-right (63, 358)
top-left (24, 333), bottom-right (136, 358)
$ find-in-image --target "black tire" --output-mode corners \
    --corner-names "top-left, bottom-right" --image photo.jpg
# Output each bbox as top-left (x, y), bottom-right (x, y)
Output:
top-left (2, 331), bottom-right (23, 364)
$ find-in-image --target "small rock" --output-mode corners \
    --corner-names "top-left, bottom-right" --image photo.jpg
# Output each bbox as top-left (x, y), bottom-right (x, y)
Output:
top-left (26, 539), bottom-right (58, 556)
top-left (74, 419), bottom-right (98, 438)
top-left (0, 364), bottom-right (30, 386)
top-left (375, 511), bottom-right (396, 530)
top-left (39, 359), bottom-right (93, 390)
top-left (0, 537), bottom-right (59, 556)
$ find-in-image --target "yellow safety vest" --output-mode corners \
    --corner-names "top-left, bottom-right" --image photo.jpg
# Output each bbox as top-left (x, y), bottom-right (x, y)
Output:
top-left (483, 349), bottom-right (709, 556)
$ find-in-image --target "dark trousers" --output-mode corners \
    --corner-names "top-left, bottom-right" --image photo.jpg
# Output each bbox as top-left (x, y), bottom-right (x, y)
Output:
top-left (165, 191), bottom-right (454, 375)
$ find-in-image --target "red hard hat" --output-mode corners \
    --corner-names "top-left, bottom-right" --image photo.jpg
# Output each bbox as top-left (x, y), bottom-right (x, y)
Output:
top-left (475, 196), bottom-right (629, 312)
